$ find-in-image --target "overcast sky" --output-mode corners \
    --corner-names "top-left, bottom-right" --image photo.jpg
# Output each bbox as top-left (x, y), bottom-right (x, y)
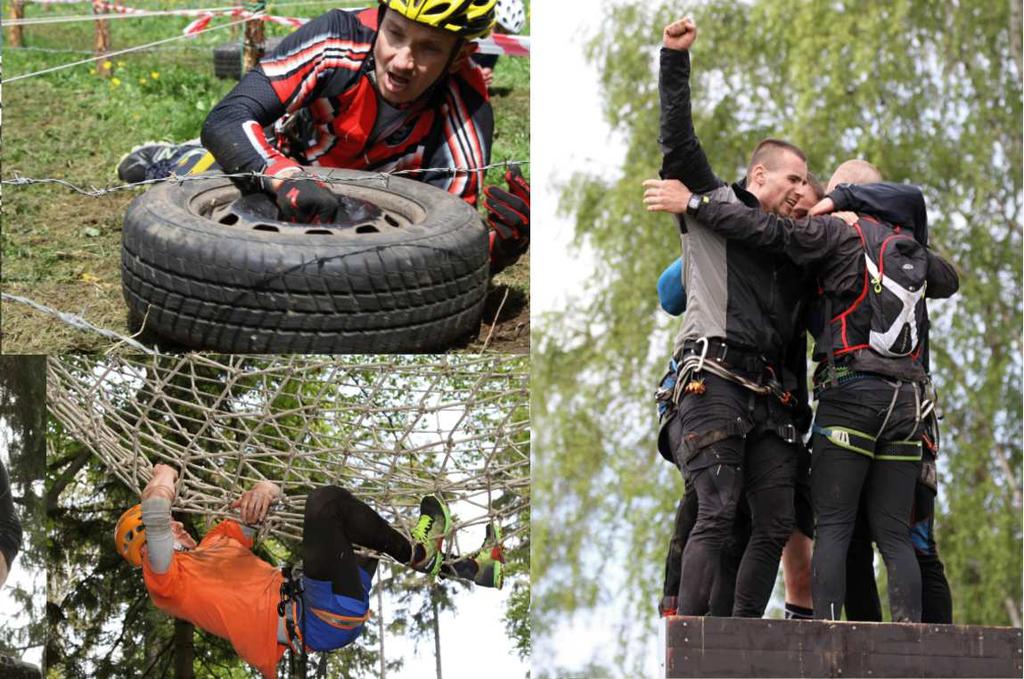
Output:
top-left (532, 1), bottom-right (627, 317)
top-left (532, 1), bottom-right (654, 673)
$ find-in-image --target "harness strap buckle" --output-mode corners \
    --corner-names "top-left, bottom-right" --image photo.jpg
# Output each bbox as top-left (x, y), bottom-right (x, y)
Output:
top-left (715, 340), bottom-right (728, 363)
top-left (777, 424), bottom-right (797, 444)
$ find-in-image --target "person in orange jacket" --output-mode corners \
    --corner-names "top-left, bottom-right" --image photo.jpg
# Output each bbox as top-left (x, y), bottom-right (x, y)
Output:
top-left (116, 463), bottom-right (503, 677)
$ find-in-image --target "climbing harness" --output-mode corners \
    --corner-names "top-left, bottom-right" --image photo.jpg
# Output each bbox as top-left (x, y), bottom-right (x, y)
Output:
top-left (812, 424), bottom-right (922, 461)
top-left (813, 379), bottom-right (925, 461)
top-left (278, 564), bottom-right (308, 673)
top-left (671, 337), bottom-right (793, 406)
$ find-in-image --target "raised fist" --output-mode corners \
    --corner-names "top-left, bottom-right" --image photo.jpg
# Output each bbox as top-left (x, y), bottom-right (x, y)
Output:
top-left (663, 17), bottom-right (697, 52)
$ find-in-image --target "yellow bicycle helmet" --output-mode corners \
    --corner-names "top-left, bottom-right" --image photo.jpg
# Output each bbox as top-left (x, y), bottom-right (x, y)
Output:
top-left (379, 0), bottom-right (497, 40)
top-left (114, 504), bottom-right (146, 568)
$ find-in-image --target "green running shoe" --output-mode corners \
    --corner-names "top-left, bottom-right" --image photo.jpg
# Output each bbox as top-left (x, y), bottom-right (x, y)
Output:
top-left (410, 495), bottom-right (451, 577)
top-left (471, 523), bottom-right (505, 589)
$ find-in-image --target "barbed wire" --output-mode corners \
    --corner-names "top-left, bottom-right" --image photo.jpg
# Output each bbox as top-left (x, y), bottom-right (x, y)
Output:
top-left (1, 160), bottom-right (528, 197)
top-left (6, 12), bottom-right (257, 83)
top-left (4, 43), bottom-right (211, 55)
top-left (1, 293), bottom-right (158, 355)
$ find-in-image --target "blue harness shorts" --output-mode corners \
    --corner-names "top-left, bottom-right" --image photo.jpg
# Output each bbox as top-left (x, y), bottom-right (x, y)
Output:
top-left (300, 567), bottom-right (373, 651)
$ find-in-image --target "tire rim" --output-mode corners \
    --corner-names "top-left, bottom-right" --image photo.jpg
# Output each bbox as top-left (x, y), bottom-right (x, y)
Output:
top-left (190, 180), bottom-right (428, 237)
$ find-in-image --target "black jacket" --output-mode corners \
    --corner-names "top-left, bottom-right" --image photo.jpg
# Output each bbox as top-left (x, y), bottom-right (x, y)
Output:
top-left (659, 47), bottom-right (811, 401)
top-left (692, 188), bottom-right (959, 382)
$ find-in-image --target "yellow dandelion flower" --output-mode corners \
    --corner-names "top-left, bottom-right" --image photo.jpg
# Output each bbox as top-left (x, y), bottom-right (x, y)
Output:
top-left (151, 71), bottom-right (160, 79)
top-left (139, 78), bottom-right (147, 85)
top-left (111, 77), bottom-right (122, 87)
top-left (103, 60), bottom-right (112, 69)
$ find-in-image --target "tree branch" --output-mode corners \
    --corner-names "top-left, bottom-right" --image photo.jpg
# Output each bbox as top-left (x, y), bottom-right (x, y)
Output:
top-left (46, 449), bottom-right (93, 513)
top-left (992, 445), bottom-right (1022, 510)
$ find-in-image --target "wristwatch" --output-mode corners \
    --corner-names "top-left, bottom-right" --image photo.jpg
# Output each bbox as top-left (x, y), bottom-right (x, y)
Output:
top-left (686, 193), bottom-right (708, 217)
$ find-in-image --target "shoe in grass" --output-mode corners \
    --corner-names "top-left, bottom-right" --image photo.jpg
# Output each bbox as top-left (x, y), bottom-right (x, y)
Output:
top-left (410, 494), bottom-right (451, 576)
top-left (117, 142), bottom-right (208, 183)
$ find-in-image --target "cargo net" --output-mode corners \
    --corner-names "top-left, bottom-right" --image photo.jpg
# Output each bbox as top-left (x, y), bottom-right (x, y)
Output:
top-left (48, 354), bottom-right (530, 563)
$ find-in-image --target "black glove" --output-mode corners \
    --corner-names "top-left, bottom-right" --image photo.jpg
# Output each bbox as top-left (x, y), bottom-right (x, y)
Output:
top-left (274, 178), bottom-right (339, 224)
top-left (483, 165), bottom-right (530, 275)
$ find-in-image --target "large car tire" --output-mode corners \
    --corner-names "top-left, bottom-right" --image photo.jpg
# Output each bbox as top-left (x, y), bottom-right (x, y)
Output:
top-left (121, 169), bottom-right (489, 353)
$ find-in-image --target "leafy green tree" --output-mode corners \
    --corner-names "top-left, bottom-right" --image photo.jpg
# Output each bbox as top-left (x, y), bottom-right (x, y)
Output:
top-left (533, 1), bottom-right (1022, 674)
top-left (0, 356), bottom-right (46, 673)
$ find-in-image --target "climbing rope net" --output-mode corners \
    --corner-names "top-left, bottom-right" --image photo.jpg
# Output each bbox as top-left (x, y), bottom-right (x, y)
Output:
top-left (48, 354), bottom-right (529, 560)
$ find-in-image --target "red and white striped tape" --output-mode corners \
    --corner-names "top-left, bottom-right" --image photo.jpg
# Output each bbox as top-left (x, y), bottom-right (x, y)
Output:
top-left (476, 34), bottom-right (530, 57)
top-left (181, 9), bottom-right (305, 35)
top-left (90, 1), bottom-right (530, 55)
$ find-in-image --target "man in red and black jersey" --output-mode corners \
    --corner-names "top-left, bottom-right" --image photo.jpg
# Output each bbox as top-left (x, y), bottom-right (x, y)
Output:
top-left (202, 2), bottom-right (495, 213)
top-left (118, 0), bottom-right (530, 271)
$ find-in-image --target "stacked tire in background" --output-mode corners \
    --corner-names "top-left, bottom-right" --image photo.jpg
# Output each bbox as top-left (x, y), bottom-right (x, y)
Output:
top-left (213, 37), bottom-right (284, 79)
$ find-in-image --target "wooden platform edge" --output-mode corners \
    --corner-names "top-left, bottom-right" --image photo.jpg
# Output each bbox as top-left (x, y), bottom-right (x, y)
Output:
top-left (665, 615), bottom-right (1024, 678)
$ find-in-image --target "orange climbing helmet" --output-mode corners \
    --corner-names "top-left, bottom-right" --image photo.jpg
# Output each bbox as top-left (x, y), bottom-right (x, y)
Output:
top-left (114, 504), bottom-right (146, 567)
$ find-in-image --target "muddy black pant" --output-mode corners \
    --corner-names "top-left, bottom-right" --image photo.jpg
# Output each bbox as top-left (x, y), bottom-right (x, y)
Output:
top-left (303, 486), bottom-right (411, 599)
top-left (661, 475), bottom-right (751, 616)
top-left (673, 374), bottom-right (797, 618)
top-left (811, 378), bottom-right (923, 622)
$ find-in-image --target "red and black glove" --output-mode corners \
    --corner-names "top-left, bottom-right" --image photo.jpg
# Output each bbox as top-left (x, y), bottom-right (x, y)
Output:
top-left (483, 165), bottom-right (530, 275)
top-left (658, 595), bottom-right (678, 618)
top-left (274, 178), bottom-right (339, 224)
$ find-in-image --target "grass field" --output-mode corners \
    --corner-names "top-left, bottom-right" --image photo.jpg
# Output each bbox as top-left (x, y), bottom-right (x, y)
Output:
top-left (0, 0), bottom-right (530, 353)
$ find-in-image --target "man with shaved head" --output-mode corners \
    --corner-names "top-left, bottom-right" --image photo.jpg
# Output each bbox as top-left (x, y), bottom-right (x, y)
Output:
top-left (653, 157), bottom-right (960, 622)
top-left (828, 159), bottom-right (883, 188)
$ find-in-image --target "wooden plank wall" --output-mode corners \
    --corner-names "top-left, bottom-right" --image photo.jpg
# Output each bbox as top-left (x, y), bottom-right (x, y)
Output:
top-left (665, 616), bottom-right (1023, 678)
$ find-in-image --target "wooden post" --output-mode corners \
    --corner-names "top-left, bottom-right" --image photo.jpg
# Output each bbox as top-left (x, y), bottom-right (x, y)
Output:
top-left (377, 582), bottom-right (386, 679)
top-left (8, 0), bottom-right (24, 49)
top-left (230, 0), bottom-right (241, 40)
top-left (431, 585), bottom-right (443, 679)
top-left (242, 13), bottom-right (265, 74)
top-left (93, 1), bottom-right (112, 77)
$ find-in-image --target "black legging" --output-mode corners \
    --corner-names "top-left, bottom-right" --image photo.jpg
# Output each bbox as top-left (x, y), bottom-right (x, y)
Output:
top-left (811, 378), bottom-right (923, 622)
top-left (303, 486), bottom-right (411, 599)
top-left (845, 476), bottom-right (953, 623)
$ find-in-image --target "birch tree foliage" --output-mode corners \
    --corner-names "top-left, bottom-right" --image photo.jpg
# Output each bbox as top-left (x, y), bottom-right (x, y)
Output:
top-left (533, 0), bottom-right (1021, 673)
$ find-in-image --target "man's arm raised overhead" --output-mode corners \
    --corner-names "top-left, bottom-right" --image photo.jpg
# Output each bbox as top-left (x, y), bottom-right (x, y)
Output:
top-left (658, 17), bottom-right (722, 194)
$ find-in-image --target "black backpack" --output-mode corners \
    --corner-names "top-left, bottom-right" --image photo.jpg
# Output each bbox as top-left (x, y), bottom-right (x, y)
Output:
top-left (825, 214), bottom-right (928, 361)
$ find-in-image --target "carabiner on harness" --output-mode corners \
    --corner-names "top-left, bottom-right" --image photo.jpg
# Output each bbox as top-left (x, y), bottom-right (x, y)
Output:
top-left (279, 565), bottom-right (306, 659)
